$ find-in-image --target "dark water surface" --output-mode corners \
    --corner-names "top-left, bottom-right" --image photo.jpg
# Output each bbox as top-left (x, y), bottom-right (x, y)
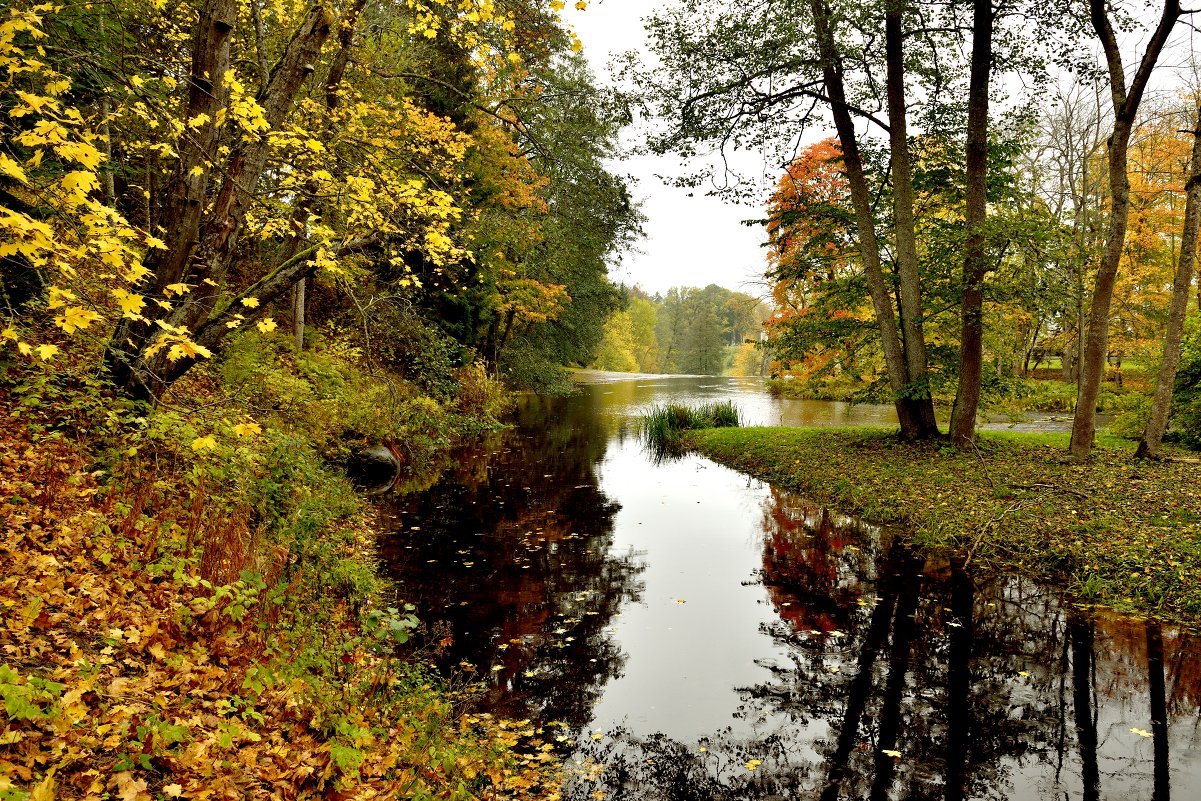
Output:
top-left (378, 377), bottom-right (1201, 800)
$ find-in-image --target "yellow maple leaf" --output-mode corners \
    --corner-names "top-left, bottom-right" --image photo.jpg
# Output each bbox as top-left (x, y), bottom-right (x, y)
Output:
top-left (164, 282), bottom-right (191, 296)
top-left (54, 306), bottom-right (103, 334)
top-left (191, 436), bottom-right (217, 451)
top-left (47, 286), bottom-right (77, 309)
top-left (35, 344), bottom-right (58, 361)
top-left (111, 289), bottom-right (146, 318)
top-left (240, 297), bottom-right (260, 308)
top-left (0, 153), bottom-right (28, 183)
top-left (233, 421), bottom-right (262, 438)
top-left (17, 343), bottom-right (32, 356)
top-left (167, 340), bottom-right (213, 361)
top-left (257, 317), bottom-right (277, 333)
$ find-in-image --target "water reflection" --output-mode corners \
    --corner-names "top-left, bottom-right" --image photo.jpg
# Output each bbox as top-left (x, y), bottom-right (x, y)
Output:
top-left (377, 392), bottom-right (644, 727)
top-left (378, 377), bottom-right (1201, 800)
top-left (566, 486), bottom-right (1201, 800)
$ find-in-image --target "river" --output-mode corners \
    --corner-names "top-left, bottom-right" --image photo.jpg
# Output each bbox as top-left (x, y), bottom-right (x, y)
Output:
top-left (378, 375), bottom-right (1201, 800)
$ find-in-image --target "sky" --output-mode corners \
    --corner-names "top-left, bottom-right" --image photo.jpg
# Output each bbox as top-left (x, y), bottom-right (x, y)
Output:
top-left (559, 0), bottom-right (1201, 300)
top-left (561, 0), bottom-right (777, 299)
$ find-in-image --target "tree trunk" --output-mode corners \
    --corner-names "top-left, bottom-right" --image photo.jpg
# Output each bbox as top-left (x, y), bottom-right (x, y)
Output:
top-left (884, 6), bottom-right (939, 437)
top-left (293, 278), bottom-right (306, 351)
top-left (949, 0), bottom-right (994, 446)
top-left (1136, 103), bottom-right (1201, 458)
top-left (1069, 0), bottom-right (1181, 458)
top-left (106, 5), bottom-right (335, 401)
top-left (105, 0), bottom-right (238, 395)
top-left (808, 0), bottom-right (935, 440)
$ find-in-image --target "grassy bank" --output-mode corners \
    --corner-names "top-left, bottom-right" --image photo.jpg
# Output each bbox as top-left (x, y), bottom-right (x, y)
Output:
top-left (0, 341), bottom-right (560, 799)
top-left (688, 426), bottom-right (1201, 624)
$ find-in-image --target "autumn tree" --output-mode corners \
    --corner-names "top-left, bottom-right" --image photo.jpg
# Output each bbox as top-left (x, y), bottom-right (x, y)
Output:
top-left (1068, 0), bottom-right (1184, 458)
top-left (629, 0), bottom-right (1073, 440)
top-left (1138, 98), bottom-right (1201, 458)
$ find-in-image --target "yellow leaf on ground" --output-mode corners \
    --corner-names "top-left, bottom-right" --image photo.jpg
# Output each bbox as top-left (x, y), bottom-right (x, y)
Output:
top-left (36, 344), bottom-right (58, 361)
top-left (257, 317), bottom-right (277, 333)
top-left (191, 436), bottom-right (217, 451)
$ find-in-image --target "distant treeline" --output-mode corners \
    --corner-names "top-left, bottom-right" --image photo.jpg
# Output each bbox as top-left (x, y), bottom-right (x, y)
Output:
top-left (591, 285), bottom-right (771, 376)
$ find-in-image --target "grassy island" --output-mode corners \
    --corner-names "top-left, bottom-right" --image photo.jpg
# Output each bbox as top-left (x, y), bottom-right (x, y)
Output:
top-left (688, 426), bottom-right (1201, 625)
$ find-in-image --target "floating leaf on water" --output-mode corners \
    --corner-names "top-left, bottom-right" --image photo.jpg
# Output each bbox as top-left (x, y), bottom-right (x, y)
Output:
top-left (1131, 727), bottom-right (1154, 738)
top-left (881, 749), bottom-right (902, 759)
top-left (744, 759), bottom-right (762, 770)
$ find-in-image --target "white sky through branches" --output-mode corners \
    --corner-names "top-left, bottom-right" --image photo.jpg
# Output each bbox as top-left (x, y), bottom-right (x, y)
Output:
top-left (565, 0), bottom-right (773, 299)
top-left (563, 0), bottom-right (1201, 300)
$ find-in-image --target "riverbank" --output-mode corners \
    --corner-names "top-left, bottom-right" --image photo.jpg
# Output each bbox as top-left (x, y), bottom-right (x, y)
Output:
top-left (0, 352), bottom-right (559, 799)
top-left (688, 426), bottom-right (1201, 625)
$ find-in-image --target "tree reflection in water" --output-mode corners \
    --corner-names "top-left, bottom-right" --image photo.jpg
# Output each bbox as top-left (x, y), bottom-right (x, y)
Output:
top-left (565, 486), bottom-right (1201, 801)
top-left (377, 393), bottom-right (644, 729)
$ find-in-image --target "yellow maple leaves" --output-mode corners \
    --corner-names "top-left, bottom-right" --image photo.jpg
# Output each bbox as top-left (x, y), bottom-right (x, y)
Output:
top-left (234, 421), bottom-right (262, 438)
top-left (53, 306), bottom-right (102, 334)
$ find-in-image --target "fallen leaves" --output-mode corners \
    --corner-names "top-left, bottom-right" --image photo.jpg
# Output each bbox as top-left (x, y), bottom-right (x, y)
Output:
top-left (0, 400), bottom-right (561, 800)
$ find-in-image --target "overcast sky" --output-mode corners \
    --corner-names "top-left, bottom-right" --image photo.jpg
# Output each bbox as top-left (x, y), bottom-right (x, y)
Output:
top-left (560, 0), bottom-right (1201, 299)
top-left (561, 0), bottom-right (776, 299)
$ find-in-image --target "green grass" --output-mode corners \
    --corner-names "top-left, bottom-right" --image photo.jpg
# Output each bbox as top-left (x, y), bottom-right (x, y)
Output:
top-left (687, 426), bottom-right (1201, 625)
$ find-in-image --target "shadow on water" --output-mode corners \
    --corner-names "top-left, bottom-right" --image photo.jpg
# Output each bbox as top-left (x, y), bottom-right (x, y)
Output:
top-left (376, 392), bottom-right (645, 728)
top-left (377, 377), bottom-right (1201, 800)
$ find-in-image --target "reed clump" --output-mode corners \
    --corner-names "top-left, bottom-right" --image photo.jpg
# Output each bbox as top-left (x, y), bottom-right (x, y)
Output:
top-left (639, 400), bottom-right (740, 459)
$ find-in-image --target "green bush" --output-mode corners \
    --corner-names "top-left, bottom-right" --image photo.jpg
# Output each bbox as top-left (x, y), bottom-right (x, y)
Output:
top-left (1169, 315), bottom-right (1201, 448)
top-left (349, 302), bottom-right (463, 400)
top-left (499, 338), bottom-right (575, 394)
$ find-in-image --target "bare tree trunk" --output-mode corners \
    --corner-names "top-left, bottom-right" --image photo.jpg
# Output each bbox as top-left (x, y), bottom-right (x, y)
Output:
top-left (884, 7), bottom-right (939, 437)
top-left (1136, 103), bottom-right (1201, 458)
top-left (1069, 0), bottom-right (1181, 458)
top-left (293, 278), bottom-right (306, 351)
top-left (808, 0), bottom-right (934, 440)
top-left (949, 0), bottom-right (994, 446)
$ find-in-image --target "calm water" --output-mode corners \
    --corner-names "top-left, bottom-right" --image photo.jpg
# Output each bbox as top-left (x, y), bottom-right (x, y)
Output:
top-left (378, 376), bottom-right (1201, 800)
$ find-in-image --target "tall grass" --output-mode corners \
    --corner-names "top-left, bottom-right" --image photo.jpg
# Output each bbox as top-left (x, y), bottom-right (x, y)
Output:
top-left (639, 400), bottom-right (740, 459)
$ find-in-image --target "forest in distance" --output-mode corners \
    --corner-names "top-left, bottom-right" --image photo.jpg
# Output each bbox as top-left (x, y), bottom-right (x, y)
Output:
top-left (4, 0), bottom-right (1201, 797)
